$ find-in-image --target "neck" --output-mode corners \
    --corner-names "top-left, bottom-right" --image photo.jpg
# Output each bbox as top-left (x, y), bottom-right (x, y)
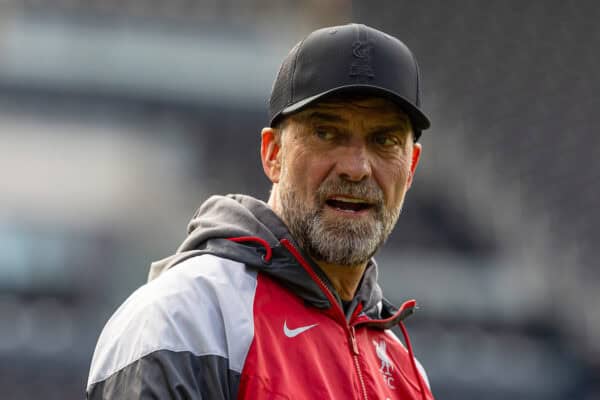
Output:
top-left (315, 259), bottom-right (368, 301)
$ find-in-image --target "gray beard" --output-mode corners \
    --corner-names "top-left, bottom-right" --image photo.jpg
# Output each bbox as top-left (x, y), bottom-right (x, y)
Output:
top-left (279, 177), bottom-right (401, 267)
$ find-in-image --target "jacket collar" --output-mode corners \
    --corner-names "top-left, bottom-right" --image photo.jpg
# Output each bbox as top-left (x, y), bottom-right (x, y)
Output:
top-left (149, 194), bottom-right (389, 320)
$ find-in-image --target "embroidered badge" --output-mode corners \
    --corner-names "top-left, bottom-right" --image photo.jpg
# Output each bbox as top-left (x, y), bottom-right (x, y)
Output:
top-left (349, 25), bottom-right (375, 82)
top-left (350, 40), bottom-right (374, 82)
top-left (373, 340), bottom-right (396, 389)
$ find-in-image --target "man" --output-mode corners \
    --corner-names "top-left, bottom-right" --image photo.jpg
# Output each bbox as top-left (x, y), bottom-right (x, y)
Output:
top-left (87, 23), bottom-right (434, 399)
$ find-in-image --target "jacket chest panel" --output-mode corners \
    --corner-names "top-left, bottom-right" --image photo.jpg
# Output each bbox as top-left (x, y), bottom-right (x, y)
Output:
top-left (238, 273), bottom-right (430, 400)
top-left (239, 273), bottom-right (359, 399)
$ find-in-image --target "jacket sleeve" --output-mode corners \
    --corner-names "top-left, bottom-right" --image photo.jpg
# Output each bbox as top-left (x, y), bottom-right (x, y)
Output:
top-left (86, 255), bottom-right (257, 400)
top-left (86, 350), bottom-right (240, 399)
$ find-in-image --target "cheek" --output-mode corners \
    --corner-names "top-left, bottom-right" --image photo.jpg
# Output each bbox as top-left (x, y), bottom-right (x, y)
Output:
top-left (375, 158), bottom-right (412, 202)
top-left (288, 151), bottom-right (332, 189)
top-left (279, 161), bottom-right (309, 200)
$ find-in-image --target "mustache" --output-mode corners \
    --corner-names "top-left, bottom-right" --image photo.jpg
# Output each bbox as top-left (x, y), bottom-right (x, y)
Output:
top-left (315, 178), bottom-right (384, 206)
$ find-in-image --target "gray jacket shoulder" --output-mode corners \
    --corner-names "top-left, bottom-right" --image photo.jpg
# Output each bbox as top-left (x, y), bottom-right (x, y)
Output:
top-left (87, 255), bottom-right (258, 399)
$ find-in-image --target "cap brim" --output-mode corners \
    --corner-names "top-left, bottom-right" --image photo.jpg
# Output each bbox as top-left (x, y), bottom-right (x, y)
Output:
top-left (273, 84), bottom-right (431, 131)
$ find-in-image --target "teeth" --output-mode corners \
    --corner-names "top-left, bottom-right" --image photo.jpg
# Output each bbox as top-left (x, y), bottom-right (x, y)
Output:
top-left (330, 196), bottom-right (367, 203)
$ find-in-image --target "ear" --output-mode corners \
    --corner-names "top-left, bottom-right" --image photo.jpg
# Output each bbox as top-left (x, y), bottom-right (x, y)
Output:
top-left (406, 142), bottom-right (422, 189)
top-left (261, 127), bottom-right (282, 183)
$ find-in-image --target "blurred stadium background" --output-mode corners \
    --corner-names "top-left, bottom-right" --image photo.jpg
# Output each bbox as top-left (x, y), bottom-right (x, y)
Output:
top-left (0, 0), bottom-right (598, 398)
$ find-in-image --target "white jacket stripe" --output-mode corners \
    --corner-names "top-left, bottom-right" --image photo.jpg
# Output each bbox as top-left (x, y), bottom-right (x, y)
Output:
top-left (87, 255), bottom-right (257, 388)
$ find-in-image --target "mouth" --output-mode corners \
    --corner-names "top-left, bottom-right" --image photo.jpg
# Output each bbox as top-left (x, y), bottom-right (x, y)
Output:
top-left (325, 196), bottom-right (374, 213)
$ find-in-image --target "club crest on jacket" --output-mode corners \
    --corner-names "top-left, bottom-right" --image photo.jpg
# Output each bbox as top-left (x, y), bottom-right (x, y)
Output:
top-left (373, 339), bottom-right (396, 389)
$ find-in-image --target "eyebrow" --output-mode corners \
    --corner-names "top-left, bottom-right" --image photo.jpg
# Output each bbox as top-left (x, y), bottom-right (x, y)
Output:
top-left (306, 111), bottom-right (347, 123)
top-left (371, 123), bottom-right (410, 136)
top-left (305, 110), bottom-right (411, 134)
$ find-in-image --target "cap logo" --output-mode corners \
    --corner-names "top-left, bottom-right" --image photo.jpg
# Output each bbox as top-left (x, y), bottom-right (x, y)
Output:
top-left (352, 41), bottom-right (372, 59)
top-left (350, 27), bottom-right (374, 82)
top-left (350, 41), bottom-right (374, 82)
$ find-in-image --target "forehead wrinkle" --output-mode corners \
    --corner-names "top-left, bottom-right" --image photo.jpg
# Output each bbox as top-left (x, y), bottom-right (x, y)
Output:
top-left (306, 111), bottom-right (347, 124)
top-left (371, 123), bottom-right (410, 135)
top-left (371, 116), bottom-right (411, 132)
top-left (312, 99), bottom-right (410, 122)
top-left (291, 99), bottom-right (412, 137)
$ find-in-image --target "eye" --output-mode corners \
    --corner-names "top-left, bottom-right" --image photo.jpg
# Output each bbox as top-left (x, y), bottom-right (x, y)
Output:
top-left (315, 128), bottom-right (337, 141)
top-left (373, 133), bottom-right (400, 147)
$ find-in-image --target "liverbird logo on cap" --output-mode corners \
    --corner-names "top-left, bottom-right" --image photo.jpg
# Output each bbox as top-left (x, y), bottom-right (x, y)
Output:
top-left (352, 41), bottom-right (372, 59)
top-left (349, 24), bottom-right (375, 82)
top-left (350, 39), bottom-right (374, 82)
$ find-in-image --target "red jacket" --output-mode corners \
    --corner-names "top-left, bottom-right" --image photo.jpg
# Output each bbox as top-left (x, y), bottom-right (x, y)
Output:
top-left (87, 195), bottom-right (434, 399)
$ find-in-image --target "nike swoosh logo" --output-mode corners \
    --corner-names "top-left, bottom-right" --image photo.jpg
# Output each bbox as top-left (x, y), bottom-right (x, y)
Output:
top-left (283, 320), bottom-right (319, 338)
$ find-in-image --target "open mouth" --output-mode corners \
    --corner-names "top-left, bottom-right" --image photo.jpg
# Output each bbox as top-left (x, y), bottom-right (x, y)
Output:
top-left (325, 196), bottom-right (373, 213)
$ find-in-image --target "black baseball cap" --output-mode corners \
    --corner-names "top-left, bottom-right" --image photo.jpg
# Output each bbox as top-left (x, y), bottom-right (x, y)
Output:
top-left (269, 23), bottom-right (431, 140)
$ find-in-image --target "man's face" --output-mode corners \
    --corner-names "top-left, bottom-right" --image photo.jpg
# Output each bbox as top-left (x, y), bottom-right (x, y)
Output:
top-left (264, 96), bottom-right (421, 267)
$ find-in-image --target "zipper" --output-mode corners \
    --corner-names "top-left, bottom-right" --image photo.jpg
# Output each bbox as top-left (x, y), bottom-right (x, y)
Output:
top-left (350, 326), bottom-right (369, 400)
top-left (279, 239), bottom-right (347, 325)
top-left (280, 239), bottom-right (369, 400)
top-left (349, 323), bottom-right (359, 355)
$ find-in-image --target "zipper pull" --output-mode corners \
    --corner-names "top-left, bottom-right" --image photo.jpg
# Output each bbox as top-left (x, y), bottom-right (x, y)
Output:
top-left (349, 326), bottom-right (359, 355)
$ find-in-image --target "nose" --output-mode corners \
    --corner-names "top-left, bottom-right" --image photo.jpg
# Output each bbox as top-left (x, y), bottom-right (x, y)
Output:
top-left (334, 142), bottom-right (372, 182)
